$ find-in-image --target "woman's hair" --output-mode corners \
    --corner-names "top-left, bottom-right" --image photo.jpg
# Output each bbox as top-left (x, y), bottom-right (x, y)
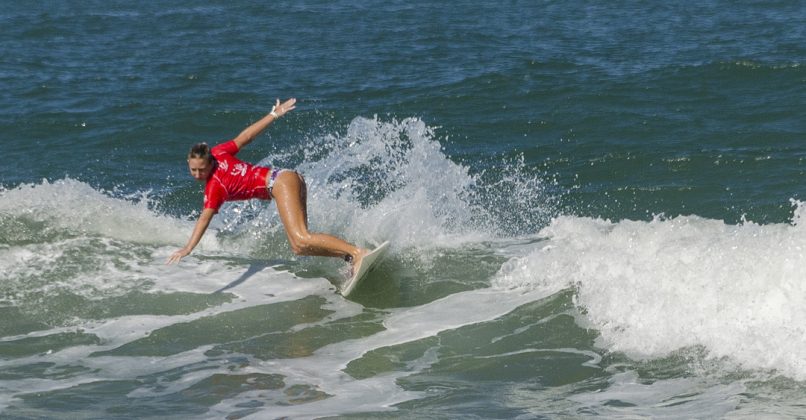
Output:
top-left (188, 143), bottom-right (212, 162)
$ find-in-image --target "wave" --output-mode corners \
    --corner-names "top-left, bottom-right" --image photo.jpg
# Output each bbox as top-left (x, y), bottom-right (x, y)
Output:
top-left (8, 116), bottom-right (806, 384)
top-left (494, 202), bottom-right (806, 379)
top-left (0, 179), bottom-right (219, 310)
top-left (0, 178), bottom-right (197, 246)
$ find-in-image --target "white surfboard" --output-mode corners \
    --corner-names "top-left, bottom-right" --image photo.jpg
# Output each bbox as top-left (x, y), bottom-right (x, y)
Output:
top-left (341, 241), bottom-right (390, 297)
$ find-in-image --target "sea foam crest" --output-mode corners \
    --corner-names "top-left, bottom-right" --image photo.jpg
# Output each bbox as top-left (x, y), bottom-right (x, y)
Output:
top-left (0, 178), bottom-right (203, 246)
top-left (493, 203), bottom-right (806, 379)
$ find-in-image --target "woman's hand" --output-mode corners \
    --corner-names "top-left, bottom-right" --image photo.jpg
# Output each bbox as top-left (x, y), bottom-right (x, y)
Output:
top-left (271, 98), bottom-right (296, 118)
top-left (166, 209), bottom-right (215, 265)
top-left (167, 247), bottom-right (191, 264)
top-left (234, 98), bottom-right (298, 149)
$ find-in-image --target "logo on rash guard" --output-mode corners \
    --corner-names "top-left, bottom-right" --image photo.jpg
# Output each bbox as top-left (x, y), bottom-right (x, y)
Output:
top-left (219, 160), bottom-right (229, 172)
top-left (231, 163), bottom-right (247, 176)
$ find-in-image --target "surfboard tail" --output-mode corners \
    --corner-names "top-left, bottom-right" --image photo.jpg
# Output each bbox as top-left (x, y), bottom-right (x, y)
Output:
top-left (341, 241), bottom-right (391, 297)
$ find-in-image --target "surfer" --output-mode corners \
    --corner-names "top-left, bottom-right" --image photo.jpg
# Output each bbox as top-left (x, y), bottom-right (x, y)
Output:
top-left (167, 98), bottom-right (368, 270)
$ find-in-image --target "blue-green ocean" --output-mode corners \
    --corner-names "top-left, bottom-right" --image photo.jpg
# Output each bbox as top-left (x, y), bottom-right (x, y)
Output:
top-left (2, 1), bottom-right (805, 418)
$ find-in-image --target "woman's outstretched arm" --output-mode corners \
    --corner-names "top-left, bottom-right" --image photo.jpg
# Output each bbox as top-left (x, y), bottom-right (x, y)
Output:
top-left (232, 98), bottom-right (297, 150)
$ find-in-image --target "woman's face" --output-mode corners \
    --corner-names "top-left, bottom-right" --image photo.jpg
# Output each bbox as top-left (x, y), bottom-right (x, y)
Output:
top-left (187, 157), bottom-right (213, 182)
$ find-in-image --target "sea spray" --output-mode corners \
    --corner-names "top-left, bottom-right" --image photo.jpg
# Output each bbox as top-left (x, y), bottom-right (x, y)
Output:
top-left (219, 116), bottom-right (557, 257)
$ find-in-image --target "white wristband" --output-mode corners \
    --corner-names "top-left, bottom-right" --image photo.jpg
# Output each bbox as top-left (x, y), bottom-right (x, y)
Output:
top-left (270, 106), bottom-right (279, 118)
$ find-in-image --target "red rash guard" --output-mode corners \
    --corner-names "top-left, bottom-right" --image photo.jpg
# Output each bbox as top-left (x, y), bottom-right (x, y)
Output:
top-left (203, 140), bottom-right (270, 213)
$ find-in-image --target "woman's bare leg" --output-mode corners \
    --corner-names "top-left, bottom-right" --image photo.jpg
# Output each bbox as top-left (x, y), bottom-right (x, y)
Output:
top-left (271, 171), bottom-right (366, 265)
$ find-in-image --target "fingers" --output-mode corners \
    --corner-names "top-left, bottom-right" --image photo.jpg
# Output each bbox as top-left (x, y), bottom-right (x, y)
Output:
top-left (273, 98), bottom-right (297, 117)
top-left (166, 250), bottom-right (186, 264)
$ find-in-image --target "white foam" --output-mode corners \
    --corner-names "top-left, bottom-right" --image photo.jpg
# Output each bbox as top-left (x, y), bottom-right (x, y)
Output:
top-left (494, 205), bottom-right (806, 379)
top-left (0, 178), bottom-right (204, 246)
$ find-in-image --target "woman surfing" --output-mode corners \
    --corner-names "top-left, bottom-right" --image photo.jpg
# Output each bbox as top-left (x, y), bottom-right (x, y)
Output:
top-left (167, 98), bottom-right (368, 271)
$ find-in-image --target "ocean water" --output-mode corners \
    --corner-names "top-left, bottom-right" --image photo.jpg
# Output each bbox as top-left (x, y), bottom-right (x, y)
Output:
top-left (1, 1), bottom-right (805, 418)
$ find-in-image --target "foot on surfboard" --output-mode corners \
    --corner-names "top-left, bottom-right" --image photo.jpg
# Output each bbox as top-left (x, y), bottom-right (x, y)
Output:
top-left (341, 241), bottom-right (390, 297)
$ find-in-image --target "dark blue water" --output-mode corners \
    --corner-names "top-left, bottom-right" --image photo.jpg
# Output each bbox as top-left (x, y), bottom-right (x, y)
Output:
top-left (2, 1), bottom-right (805, 418)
